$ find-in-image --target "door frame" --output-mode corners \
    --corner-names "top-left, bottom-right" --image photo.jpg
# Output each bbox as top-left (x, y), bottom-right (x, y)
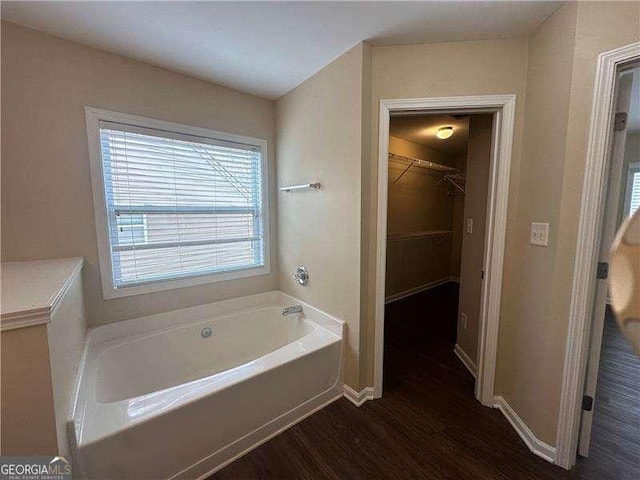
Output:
top-left (578, 65), bottom-right (635, 457)
top-left (373, 95), bottom-right (516, 406)
top-left (555, 41), bottom-right (640, 470)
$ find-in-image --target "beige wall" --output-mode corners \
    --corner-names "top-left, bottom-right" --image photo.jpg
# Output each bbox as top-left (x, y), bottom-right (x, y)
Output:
top-left (448, 154), bottom-right (466, 280)
top-left (0, 22), bottom-right (278, 327)
top-left (387, 137), bottom-right (454, 234)
top-left (276, 44), bottom-right (365, 388)
top-left (495, 1), bottom-right (640, 446)
top-left (457, 114), bottom-right (492, 363)
top-left (449, 151), bottom-right (468, 279)
top-left (549, 1), bottom-right (640, 444)
top-left (358, 43), bottom-right (373, 389)
top-left (495, 2), bottom-right (579, 445)
top-left (1, 325), bottom-right (58, 455)
top-left (450, 196), bottom-right (465, 278)
top-left (364, 36), bottom-right (530, 387)
top-left (385, 135), bottom-right (457, 298)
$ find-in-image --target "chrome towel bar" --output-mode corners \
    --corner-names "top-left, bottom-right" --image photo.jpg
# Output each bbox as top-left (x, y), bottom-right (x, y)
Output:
top-left (279, 182), bottom-right (321, 192)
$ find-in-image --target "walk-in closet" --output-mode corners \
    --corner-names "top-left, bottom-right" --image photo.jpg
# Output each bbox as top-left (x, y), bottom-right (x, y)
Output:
top-left (384, 113), bottom-right (493, 392)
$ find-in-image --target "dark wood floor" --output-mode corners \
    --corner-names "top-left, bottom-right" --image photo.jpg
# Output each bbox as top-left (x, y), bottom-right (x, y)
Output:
top-left (572, 307), bottom-right (640, 480)
top-left (211, 285), bottom-right (633, 479)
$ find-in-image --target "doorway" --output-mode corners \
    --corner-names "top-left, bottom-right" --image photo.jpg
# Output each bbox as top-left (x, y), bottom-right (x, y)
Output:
top-left (556, 41), bottom-right (640, 471)
top-left (575, 63), bottom-right (640, 479)
top-left (384, 113), bottom-right (493, 397)
top-left (373, 95), bottom-right (517, 406)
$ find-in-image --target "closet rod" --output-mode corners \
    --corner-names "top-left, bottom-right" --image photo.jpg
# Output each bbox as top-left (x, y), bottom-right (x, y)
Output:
top-left (387, 230), bottom-right (453, 241)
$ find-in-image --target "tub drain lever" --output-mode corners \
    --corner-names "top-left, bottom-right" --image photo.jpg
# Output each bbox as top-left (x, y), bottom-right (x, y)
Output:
top-left (201, 327), bottom-right (213, 338)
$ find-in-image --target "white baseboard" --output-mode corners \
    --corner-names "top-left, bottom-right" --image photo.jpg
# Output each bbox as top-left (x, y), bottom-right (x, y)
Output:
top-left (453, 344), bottom-right (477, 378)
top-left (493, 396), bottom-right (556, 464)
top-left (385, 277), bottom-right (457, 304)
top-left (343, 385), bottom-right (375, 407)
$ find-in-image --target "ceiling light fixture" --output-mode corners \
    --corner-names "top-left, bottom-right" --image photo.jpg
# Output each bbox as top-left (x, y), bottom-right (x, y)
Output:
top-left (436, 126), bottom-right (454, 139)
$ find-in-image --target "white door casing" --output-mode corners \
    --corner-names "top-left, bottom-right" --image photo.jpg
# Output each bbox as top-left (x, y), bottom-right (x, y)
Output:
top-left (374, 95), bottom-right (516, 407)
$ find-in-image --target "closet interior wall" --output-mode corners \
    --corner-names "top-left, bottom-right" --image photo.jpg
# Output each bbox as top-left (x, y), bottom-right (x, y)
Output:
top-left (385, 131), bottom-right (464, 301)
top-left (456, 114), bottom-right (493, 363)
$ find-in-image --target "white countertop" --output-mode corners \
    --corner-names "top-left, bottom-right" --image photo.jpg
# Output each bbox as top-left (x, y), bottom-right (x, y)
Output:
top-left (1, 258), bottom-right (83, 331)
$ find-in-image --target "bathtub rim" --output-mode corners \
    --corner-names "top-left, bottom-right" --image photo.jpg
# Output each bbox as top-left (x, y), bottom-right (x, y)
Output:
top-left (85, 291), bottom-right (343, 346)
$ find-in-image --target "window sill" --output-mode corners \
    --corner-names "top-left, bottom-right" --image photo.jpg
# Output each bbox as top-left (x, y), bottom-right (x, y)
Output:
top-left (101, 264), bottom-right (271, 300)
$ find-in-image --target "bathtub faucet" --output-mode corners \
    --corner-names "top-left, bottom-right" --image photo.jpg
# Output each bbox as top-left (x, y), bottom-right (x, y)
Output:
top-left (282, 305), bottom-right (303, 316)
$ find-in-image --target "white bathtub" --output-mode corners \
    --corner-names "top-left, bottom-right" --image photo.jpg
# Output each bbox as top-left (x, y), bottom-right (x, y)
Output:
top-left (68, 291), bottom-right (344, 479)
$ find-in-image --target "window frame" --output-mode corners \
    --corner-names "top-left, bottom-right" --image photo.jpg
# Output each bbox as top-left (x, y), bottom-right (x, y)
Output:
top-left (85, 107), bottom-right (271, 299)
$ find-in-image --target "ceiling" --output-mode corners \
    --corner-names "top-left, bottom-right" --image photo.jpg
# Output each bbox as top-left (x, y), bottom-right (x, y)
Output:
top-left (1, 1), bottom-right (562, 99)
top-left (390, 114), bottom-right (470, 155)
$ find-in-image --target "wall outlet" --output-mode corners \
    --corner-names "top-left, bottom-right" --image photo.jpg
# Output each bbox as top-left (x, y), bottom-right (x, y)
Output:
top-left (466, 218), bottom-right (473, 234)
top-left (530, 222), bottom-right (549, 247)
top-left (460, 312), bottom-right (467, 330)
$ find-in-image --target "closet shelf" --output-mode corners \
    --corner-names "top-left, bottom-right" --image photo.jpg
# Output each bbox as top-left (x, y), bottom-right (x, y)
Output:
top-left (387, 230), bottom-right (453, 241)
top-left (389, 153), bottom-right (455, 172)
top-left (389, 152), bottom-right (456, 184)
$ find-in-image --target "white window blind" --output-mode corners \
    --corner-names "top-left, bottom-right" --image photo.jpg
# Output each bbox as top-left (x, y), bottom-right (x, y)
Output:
top-left (98, 121), bottom-right (265, 288)
top-left (629, 170), bottom-right (640, 217)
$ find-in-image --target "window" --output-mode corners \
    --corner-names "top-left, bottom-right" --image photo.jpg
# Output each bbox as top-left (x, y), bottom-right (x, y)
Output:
top-left (86, 108), bottom-right (269, 298)
top-left (624, 162), bottom-right (640, 219)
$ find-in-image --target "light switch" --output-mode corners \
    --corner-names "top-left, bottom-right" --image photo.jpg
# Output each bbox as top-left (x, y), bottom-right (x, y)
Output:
top-left (530, 222), bottom-right (549, 246)
top-left (466, 218), bottom-right (473, 234)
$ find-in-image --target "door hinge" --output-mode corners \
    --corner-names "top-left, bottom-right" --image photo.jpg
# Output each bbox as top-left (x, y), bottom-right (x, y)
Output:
top-left (481, 270), bottom-right (485, 279)
top-left (582, 395), bottom-right (594, 412)
top-left (614, 112), bottom-right (627, 131)
top-left (596, 261), bottom-right (609, 280)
